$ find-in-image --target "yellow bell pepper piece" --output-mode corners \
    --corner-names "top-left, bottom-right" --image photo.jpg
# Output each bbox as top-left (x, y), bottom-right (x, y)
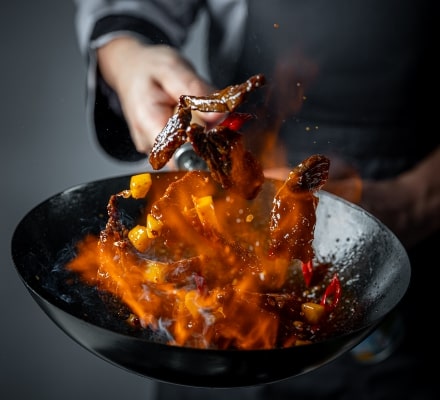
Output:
top-left (143, 262), bottom-right (166, 284)
top-left (146, 213), bottom-right (164, 238)
top-left (192, 195), bottom-right (219, 231)
top-left (128, 224), bottom-right (151, 252)
top-left (301, 302), bottom-right (325, 324)
top-left (130, 173), bottom-right (152, 199)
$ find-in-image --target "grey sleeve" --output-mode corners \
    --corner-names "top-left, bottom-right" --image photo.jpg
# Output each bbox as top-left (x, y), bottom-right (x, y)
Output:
top-left (72, 0), bottom-right (206, 161)
top-left (73, 0), bottom-right (205, 57)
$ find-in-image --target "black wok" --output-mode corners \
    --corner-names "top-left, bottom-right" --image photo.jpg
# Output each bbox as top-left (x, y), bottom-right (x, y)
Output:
top-left (10, 172), bottom-right (410, 388)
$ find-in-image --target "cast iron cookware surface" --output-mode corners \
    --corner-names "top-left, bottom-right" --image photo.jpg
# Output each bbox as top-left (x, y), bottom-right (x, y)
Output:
top-left (10, 172), bottom-right (410, 387)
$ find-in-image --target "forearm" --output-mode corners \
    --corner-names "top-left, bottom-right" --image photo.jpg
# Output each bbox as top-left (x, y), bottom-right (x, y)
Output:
top-left (97, 36), bottom-right (144, 92)
top-left (361, 146), bottom-right (440, 248)
top-left (399, 146), bottom-right (440, 245)
top-left (73, 0), bottom-right (209, 161)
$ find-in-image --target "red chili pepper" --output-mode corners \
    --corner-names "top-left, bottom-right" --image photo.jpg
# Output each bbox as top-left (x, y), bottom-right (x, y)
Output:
top-left (320, 274), bottom-right (341, 312)
top-left (302, 260), bottom-right (313, 287)
top-left (219, 112), bottom-right (254, 131)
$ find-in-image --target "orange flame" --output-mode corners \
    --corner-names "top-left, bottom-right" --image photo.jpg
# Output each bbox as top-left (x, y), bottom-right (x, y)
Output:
top-left (66, 169), bottom-right (358, 350)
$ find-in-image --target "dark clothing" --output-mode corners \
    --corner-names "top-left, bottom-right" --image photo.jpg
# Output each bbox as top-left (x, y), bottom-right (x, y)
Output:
top-left (229, 0), bottom-right (438, 179)
top-left (74, 0), bottom-right (439, 398)
top-left (75, 0), bottom-right (439, 179)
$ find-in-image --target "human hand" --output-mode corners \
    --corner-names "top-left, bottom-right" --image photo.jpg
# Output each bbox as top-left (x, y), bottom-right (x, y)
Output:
top-left (97, 36), bottom-right (222, 155)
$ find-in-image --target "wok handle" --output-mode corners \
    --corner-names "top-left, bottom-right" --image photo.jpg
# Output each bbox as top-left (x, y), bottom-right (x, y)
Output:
top-left (173, 142), bottom-right (207, 171)
top-left (171, 106), bottom-right (208, 171)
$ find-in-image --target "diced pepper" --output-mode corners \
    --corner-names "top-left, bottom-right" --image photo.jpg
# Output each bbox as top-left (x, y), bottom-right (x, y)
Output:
top-left (320, 274), bottom-right (341, 312)
top-left (192, 195), bottom-right (219, 231)
top-left (219, 112), bottom-right (254, 131)
top-left (302, 260), bottom-right (313, 287)
top-left (130, 173), bottom-right (152, 199)
top-left (128, 224), bottom-right (150, 252)
top-left (146, 213), bottom-right (164, 238)
top-left (144, 262), bottom-right (166, 284)
top-left (301, 302), bottom-right (326, 324)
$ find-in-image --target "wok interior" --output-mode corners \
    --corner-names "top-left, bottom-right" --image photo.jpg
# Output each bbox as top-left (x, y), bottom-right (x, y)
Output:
top-left (10, 172), bottom-right (411, 386)
top-left (313, 191), bottom-right (410, 325)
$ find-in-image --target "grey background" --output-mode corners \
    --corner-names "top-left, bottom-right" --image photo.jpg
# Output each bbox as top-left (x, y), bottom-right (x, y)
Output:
top-left (1, 2), bottom-right (206, 399)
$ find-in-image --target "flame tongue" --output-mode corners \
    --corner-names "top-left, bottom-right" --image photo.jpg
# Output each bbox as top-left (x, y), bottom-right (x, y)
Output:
top-left (65, 72), bottom-right (349, 350)
top-left (65, 155), bottom-right (346, 351)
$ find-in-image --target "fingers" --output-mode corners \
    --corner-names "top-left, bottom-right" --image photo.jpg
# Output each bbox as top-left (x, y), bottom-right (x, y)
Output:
top-left (121, 82), bottom-right (175, 154)
top-left (154, 49), bottom-right (213, 97)
top-left (98, 39), bottom-right (229, 158)
top-left (150, 50), bottom-right (224, 127)
top-left (99, 41), bottom-right (220, 155)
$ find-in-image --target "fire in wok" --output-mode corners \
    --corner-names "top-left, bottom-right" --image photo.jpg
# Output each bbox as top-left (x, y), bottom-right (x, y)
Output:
top-left (10, 171), bottom-right (410, 387)
top-left (10, 74), bottom-right (410, 386)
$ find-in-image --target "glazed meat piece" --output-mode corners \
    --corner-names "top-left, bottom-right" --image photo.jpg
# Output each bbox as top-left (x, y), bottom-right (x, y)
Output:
top-left (187, 123), bottom-right (264, 200)
top-left (148, 74), bottom-right (266, 198)
top-left (268, 154), bottom-right (330, 263)
top-left (149, 106), bottom-right (192, 170)
top-left (180, 74), bottom-right (266, 112)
